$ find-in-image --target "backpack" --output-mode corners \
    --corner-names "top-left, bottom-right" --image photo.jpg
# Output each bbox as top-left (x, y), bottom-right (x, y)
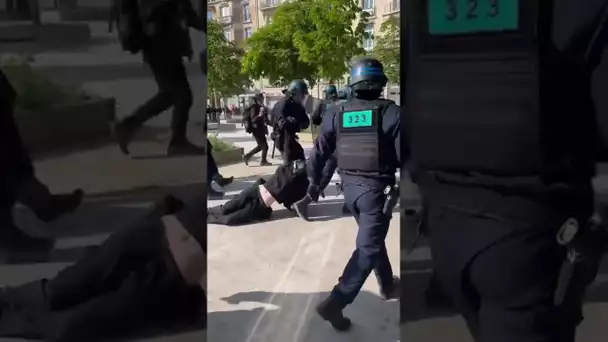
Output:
top-left (109, 0), bottom-right (143, 54)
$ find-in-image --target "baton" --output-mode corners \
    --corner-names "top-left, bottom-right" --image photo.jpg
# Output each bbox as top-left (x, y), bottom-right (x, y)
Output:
top-left (271, 139), bottom-right (276, 159)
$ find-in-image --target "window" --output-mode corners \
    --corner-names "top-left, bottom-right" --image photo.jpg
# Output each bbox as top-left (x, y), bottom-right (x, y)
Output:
top-left (220, 6), bottom-right (230, 18)
top-left (207, 11), bottom-right (213, 20)
top-left (245, 28), bottom-right (253, 39)
top-left (362, 0), bottom-right (374, 10)
top-left (243, 4), bottom-right (251, 22)
top-left (363, 23), bottom-right (374, 50)
top-left (267, 15), bottom-right (273, 24)
top-left (224, 29), bottom-right (232, 41)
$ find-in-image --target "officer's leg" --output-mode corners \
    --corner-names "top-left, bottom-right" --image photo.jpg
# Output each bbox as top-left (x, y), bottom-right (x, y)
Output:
top-left (114, 52), bottom-right (173, 154)
top-left (318, 186), bottom-right (394, 330)
top-left (15, 176), bottom-right (83, 223)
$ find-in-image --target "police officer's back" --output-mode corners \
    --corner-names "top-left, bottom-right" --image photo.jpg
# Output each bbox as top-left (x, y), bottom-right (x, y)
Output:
top-left (311, 85), bottom-right (339, 126)
top-left (403, 1), bottom-right (608, 341)
top-left (303, 58), bottom-right (401, 331)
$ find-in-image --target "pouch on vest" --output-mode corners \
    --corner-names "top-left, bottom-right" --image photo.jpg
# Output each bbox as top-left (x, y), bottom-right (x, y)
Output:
top-left (405, 0), bottom-right (593, 178)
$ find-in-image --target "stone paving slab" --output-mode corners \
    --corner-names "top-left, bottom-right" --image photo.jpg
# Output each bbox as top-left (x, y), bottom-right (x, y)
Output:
top-left (207, 171), bottom-right (401, 342)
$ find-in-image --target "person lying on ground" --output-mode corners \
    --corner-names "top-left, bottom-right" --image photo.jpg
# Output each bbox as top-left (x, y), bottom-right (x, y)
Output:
top-left (207, 160), bottom-right (309, 226)
top-left (0, 194), bottom-right (206, 342)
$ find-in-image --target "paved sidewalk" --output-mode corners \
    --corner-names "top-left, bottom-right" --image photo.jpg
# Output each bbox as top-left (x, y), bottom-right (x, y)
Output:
top-left (207, 127), bottom-right (401, 341)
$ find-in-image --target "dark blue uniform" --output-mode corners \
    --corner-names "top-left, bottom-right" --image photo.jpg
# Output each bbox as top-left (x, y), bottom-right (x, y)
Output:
top-left (307, 98), bottom-right (401, 306)
top-left (403, 1), bottom-right (608, 341)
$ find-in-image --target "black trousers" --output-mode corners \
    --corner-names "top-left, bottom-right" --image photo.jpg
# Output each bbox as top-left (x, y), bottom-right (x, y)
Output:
top-left (0, 213), bottom-right (204, 341)
top-left (122, 52), bottom-right (193, 144)
top-left (426, 188), bottom-right (596, 342)
top-left (207, 182), bottom-right (272, 225)
top-left (245, 131), bottom-right (269, 162)
top-left (207, 139), bottom-right (219, 184)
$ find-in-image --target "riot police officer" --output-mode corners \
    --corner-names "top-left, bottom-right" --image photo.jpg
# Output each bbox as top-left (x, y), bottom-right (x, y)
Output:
top-left (403, 1), bottom-right (608, 341)
top-left (294, 85), bottom-right (347, 218)
top-left (243, 93), bottom-right (271, 166)
top-left (270, 80), bottom-right (310, 164)
top-left (301, 58), bottom-right (401, 330)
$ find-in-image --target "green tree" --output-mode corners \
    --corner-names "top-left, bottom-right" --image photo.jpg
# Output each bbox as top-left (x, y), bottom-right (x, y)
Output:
top-left (293, 0), bottom-right (370, 82)
top-left (372, 16), bottom-right (400, 85)
top-left (207, 20), bottom-right (251, 98)
top-left (242, 1), bottom-right (319, 88)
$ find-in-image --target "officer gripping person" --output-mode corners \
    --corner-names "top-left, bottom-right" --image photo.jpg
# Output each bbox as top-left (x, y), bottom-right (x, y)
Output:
top-left (270, 80), bottom-right (310, 164)
top-left (243, 93), bottom-right (271, 166)
top-left (299, 58), bottom-right (401, 330)
top-left (294, 85), bottom-right (348, 218)
top-left (111, 0), bottom-right (205, 156)
top-left (403, 1), bottom-right (608, 341)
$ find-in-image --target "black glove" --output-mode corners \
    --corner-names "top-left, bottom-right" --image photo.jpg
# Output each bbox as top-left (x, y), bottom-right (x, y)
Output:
top-left (306, 183), bottom-right (320, 202)
top-left (286, 116), bottom-right (297, 124)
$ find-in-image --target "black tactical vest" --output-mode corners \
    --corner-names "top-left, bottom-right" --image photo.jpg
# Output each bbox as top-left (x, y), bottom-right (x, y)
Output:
top-left (337, 99), bottom-right (394, 175)
top-left (405, 0), bottom-right (596, 180)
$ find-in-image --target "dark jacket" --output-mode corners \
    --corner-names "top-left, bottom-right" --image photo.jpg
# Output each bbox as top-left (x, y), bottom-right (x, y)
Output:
top-left (140, 0), bottom-right (204, 59)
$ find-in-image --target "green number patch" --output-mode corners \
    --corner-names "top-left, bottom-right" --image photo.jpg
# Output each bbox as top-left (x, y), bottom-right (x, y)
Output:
top-left (428, 0), bottom-right (519, 35)
top-left (342, 110), bottom-right (373, 128)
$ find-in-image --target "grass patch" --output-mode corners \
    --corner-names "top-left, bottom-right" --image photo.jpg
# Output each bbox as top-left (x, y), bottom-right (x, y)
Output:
top-left (1, 55), bottom-right (90, 112)
top-left (208, 134), bottom-right (238, 152)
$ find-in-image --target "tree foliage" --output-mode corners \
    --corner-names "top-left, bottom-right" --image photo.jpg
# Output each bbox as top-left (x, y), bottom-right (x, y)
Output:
top-left (242, 0), bottom-right (368, 87)
top-left (207, 20), bottom-right (251, 97)
top-left (372, 16), bottom-right (400, 85)
top-left (241, 5), bottom-right (319, 88)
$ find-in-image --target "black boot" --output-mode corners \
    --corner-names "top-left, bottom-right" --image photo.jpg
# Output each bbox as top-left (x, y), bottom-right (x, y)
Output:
top-left (243, 154), bottom-right (251, 166)
top-left (293, 195), bottom-right (313, 221)
top-left (213, 174), bottom-right (234, 187)
top-left (316, 296), bottom-right (351, 331)
top-left (379, 276), bottom-right (401, 300)
top-left (260, 160), bottom-right (272, 166)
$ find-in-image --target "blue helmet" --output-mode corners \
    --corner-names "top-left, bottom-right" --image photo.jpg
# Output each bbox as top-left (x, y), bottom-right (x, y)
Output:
top-left (349, 57), bottom-right (388, 92)
top-left (323, 85), bottom-right (338, 100)
top-left (285, 79), bottom-right (309, 96)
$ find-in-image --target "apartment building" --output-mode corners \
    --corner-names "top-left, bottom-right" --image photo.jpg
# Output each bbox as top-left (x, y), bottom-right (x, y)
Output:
top-left (207, 0), bottom-right (254, 45)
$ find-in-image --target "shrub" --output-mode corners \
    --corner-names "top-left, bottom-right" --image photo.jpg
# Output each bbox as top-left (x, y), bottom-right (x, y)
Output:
top-left (0, 55), bottom-right (89, 112)
top-left (208, 134), bottom-right (237, 152)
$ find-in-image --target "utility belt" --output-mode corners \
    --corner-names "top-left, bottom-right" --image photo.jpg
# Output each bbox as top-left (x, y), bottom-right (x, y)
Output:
top-left (553, 215), bottom-right (608, 306)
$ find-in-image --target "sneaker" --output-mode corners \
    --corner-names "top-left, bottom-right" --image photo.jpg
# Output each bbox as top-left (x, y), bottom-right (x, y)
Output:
top-left (293, 196), bottom-right (312, 221)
